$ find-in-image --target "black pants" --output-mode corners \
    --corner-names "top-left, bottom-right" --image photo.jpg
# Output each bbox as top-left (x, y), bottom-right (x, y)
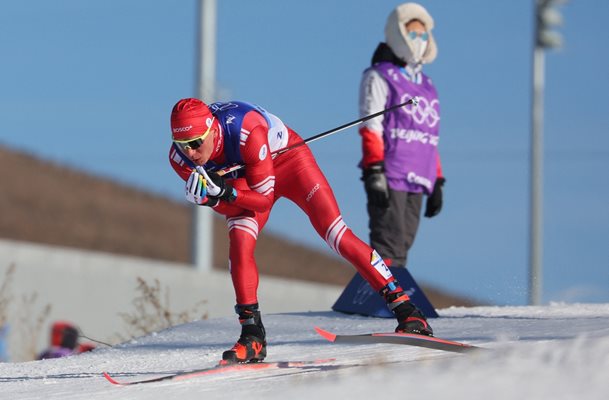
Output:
top-left (367, 189), bottom-right (422, 268)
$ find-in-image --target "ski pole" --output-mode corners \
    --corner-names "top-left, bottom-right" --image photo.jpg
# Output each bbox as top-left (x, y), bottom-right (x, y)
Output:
top-left (217, 96), bottom-right (419, 176)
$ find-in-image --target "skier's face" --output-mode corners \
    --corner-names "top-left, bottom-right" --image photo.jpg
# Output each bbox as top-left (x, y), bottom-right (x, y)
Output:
top-left (181, 123), bottom-right (218, 166)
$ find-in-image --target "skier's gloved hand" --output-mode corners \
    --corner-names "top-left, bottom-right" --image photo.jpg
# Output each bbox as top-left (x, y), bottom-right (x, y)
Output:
top-left (185, 170), bottom-right (209, 205)
top-left (197, 167), bottom-right (237, 202)
top-left (202, 197), bottom-right (219, 207)
top-left (362, 163), bottom-right (389, 209)
top-left (424, 177), bottom-right (445, 218)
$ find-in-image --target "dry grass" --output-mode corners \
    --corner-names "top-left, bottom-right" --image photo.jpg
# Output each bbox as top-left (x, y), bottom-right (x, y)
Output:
top-left (0, 264), bottom-right (15, 329)
top-left (15, 293), bottom-right (52, 361)
top-left (0, 264), bottom-right (52, 361)
top-left (118, 277), bottom-right (208, 340)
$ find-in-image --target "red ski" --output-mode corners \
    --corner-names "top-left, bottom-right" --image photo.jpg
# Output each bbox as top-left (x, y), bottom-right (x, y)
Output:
top-left (315, 327), bottom-right (483, 354)
top-left (103, 358), bottom-right (335, 385)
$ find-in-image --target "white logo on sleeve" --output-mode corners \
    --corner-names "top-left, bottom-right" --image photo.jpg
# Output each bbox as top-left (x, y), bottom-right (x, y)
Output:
top-left (259, 144), bottom-right (268, 160)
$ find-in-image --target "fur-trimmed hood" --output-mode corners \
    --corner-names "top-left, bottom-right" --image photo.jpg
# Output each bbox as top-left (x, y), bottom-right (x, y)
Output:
top-left (385, 2), bottom-right (437, 65)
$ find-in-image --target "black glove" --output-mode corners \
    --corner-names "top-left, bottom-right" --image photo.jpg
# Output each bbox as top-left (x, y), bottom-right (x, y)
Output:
top-left (202, 197), bottom-right (219, 207)
top-left (424, 177), bottom-right (445, 218)
top-left (362, 163), bottom-right (389, 209)
top-left (199, 168), bottom-right (237, 202)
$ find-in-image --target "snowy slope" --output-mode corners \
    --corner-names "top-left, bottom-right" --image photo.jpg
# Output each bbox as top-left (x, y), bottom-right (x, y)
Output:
top-left (1, 304), bottom-right (609, 400)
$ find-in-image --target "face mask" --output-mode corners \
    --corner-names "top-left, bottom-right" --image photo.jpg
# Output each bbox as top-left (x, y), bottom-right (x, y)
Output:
top-left (404, 31), bottom-right (429, 65)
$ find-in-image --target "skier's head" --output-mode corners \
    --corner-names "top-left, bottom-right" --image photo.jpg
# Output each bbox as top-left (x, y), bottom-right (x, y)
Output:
top-left (385, 2), bottom-right (437, 66)
top-left (170, 98), bottom-right (216, 145)
top-left (50, 321), bottom-right (79, 350)
top-left (170, 98), bottom-right (219, 165)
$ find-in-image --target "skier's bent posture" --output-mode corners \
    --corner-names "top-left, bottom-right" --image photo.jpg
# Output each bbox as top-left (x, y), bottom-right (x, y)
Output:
top-left (169, 98), bottom-right (433, 363)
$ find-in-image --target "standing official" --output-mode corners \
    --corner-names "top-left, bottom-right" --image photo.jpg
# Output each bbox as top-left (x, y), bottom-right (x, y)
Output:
top-left (359, 3), bottom-right (445, 268)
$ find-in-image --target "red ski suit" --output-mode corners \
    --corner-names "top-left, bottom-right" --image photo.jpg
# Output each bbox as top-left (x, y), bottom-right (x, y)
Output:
top-left (170, 108), bottom-right (397, 305)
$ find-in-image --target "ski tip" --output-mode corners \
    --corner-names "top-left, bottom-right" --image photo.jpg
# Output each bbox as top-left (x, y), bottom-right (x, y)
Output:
top-left (314, 326), bottom-right (337, 342)
top-left (102, 372), bottom-right (121, 385)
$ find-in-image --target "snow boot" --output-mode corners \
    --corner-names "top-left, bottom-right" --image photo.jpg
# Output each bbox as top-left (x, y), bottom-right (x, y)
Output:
top-left (381, 281), bottom-right (433, 336)
top-left (222, 304), bottom-right (267, 364)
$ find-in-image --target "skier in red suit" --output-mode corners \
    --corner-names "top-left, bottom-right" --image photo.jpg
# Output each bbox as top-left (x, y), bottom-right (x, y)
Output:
top-left (169, 98), bottom-right (433, 363)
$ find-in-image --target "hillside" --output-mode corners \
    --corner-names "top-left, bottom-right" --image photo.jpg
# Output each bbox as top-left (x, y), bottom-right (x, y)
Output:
top-left (0, 145), bottom-right (476, 308)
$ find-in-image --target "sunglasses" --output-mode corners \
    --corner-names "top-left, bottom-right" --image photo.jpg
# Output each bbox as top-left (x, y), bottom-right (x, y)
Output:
top-left (173, 117), bottom-right (215, 152)
top-left (406, 31), bottom-right (429, 41)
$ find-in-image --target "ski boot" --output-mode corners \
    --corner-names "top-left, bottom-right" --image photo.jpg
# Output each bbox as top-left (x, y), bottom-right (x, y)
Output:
top-left (221, 303), bottom-right (267, 364)
top-left (381, 281), bottom-right (433, 336)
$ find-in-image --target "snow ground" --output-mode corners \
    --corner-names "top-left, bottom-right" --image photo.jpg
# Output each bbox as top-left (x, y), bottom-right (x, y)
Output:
top-left (1, 303), bottom-right (608, 400)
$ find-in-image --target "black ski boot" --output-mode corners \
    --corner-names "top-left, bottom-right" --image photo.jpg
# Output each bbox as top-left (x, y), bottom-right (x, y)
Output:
top-left (221, 304), bottom-right (267, 364)
top-left (381, 281), bottom-right (433, 336)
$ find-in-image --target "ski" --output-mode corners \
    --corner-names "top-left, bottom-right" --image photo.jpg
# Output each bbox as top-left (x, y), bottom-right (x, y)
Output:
top-left (315, 327), bottom-right (483, 354)
top-left (103, 358), bottom-right (335, 385)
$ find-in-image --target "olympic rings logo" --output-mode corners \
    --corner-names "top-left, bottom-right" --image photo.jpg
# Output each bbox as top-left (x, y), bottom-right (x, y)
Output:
top-left (400, 94), bottom-right (440, 128)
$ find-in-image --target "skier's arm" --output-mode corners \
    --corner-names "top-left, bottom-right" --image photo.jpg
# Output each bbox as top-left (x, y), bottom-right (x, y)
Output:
top-left (169, 145), bottom-right (194, 181)
top-left (227, 112), bottom-right (275, 213)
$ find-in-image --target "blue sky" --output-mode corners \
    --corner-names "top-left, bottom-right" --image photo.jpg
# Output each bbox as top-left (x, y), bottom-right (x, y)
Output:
top-left (1, 1), bottom-right (607, 305)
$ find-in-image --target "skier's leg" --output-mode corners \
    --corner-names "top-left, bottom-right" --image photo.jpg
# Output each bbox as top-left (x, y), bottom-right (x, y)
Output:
top-left (222, 207), bottom-right (272, 362)
top-left (275, 146), bottom-right (432, 335)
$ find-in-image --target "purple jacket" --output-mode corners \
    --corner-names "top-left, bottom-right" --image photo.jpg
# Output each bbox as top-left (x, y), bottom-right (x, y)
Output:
top-left (38, 346), bottom-right (75, 360)
top-left (371, 62), bottom-right (440, 194)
